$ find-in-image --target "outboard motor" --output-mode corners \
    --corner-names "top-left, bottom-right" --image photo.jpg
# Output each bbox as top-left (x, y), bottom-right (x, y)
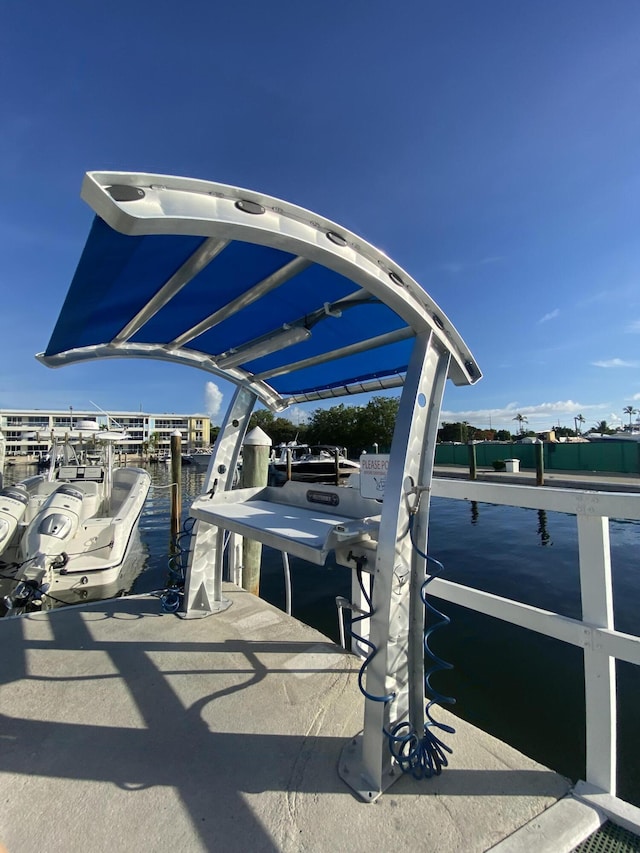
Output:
top-left (21, 484), bottom-right (85, 568)
top-left (0, 484), bottom-right (30, 557)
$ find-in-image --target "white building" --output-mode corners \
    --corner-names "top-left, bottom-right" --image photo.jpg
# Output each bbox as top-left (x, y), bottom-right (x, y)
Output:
top-left (0, 408), bottom-right (211, 457)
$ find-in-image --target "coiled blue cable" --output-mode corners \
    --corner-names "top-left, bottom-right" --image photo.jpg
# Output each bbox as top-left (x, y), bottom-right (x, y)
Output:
top-left (347, 512), bottom-right (455, 778)
top-left (399, 513), bottom-right (455, 776)
top-left (350, 565), bottom-right (396, 704)
top-left (160, 516), bottom-right (196, 613)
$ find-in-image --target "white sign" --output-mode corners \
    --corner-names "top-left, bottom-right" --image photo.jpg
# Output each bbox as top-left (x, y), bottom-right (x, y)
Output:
top-left (359, 454), bottom-right (390, 500)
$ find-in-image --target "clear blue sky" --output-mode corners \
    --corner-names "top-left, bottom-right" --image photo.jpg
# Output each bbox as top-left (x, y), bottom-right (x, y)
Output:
top-left (2, 1), bottom-right (640, 432)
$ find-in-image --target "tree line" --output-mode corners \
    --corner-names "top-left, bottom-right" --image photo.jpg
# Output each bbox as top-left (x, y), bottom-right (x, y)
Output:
top-left (207, 402), bottom-right (640, 454)
top-left (241, 396), bottom-right (400, 455)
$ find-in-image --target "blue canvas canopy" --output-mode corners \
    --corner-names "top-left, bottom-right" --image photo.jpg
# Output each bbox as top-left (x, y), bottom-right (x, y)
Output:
top-left (38, 172), bottom-right (480, 410)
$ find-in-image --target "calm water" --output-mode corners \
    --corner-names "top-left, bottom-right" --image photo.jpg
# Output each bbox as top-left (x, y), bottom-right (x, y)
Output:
top-left (5, 462), bottom-right (640, 805)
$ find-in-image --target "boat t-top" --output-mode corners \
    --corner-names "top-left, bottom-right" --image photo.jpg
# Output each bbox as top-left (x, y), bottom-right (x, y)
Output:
top-left (36, 171), bottom-right (480, 800)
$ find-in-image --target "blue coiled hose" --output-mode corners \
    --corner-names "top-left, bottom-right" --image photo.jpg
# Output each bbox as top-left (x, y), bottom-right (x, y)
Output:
top-left (348, 513), bottom-right (455, 778)
top-left (160, 516), bottom-right (196, 613)
top-left (349, 564), bottom-right (396, 704)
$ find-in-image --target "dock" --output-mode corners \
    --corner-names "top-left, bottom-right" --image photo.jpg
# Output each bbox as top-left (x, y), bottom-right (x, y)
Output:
top-left (0, 585), bottom-right (584, 853)
top-left (434, 464), bottom-right (640, 493)
top-left (6, 172), bottom-right (639, 852)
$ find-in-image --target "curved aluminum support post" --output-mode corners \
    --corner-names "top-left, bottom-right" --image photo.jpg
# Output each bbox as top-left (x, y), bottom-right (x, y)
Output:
top-left (180, 386), bottom-right (257, 618)
top-left (339, 330), bottom-right (451, 800)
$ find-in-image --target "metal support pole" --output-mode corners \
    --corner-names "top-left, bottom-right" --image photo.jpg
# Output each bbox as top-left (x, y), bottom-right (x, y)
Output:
top-left (181, 386), bottom-right (257, 618)
top-left (282, 552), bottom-right (292, 615)
top-left (339, 331), bottom-right (451, 801)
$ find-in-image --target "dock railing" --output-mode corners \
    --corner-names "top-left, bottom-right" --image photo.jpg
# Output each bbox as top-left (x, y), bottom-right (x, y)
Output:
top-left (429, 477), bottom-right (640, 818)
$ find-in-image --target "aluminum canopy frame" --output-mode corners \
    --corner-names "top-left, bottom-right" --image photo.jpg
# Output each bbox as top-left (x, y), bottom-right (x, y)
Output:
top-left (39, 171), bottom-right (482, 800)
top-left (38, 171), bottom-right (480, 402)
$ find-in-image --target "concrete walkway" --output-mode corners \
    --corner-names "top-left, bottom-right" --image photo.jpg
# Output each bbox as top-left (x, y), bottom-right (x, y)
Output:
top-left (0, 586), bottom-right (572, 853)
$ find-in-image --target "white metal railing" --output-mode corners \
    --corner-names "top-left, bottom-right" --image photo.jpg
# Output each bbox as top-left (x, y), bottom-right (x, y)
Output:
top-left (430, 477), bottom-right (640, 798)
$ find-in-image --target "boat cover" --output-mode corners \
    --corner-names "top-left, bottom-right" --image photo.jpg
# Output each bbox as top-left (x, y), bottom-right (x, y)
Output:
top-left (38, 172), bottom-right (481, 410)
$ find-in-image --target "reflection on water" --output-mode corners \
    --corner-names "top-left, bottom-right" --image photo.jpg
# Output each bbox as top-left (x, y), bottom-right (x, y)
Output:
top-left (470, 500), bottom-right (479, 525)
top-left (537, 509), bottom-right (552, 546)
top-left (466, 502), bottom-right (552, 545)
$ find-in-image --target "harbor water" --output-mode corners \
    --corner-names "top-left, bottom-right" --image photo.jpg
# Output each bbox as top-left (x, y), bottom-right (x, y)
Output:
top-left (4, 461), bottom-right (640, 807)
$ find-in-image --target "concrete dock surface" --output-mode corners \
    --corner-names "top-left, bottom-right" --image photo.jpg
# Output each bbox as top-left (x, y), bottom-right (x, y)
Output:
top-left (0, 585), bottom-right (575, 852)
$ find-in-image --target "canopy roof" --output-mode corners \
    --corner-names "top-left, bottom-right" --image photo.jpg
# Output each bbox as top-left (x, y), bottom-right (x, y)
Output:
top-left (38, 172), bottom-right (481, 411)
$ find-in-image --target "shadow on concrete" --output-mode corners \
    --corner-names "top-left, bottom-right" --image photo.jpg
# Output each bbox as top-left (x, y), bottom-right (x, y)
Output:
top-left (0, 596), bottom-right (568, 850)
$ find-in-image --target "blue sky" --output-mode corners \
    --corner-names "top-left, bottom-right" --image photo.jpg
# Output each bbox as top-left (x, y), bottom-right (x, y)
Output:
top-left (2, 1), bottom-right (640, 432)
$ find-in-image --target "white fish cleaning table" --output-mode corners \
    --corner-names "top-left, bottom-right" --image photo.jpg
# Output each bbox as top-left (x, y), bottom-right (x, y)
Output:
top-left (189, 481), bottom-right (381, 566)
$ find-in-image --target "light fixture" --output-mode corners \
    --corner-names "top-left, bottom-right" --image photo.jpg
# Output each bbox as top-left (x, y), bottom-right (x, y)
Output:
top-left (216, 325), bottom-right (311, 370)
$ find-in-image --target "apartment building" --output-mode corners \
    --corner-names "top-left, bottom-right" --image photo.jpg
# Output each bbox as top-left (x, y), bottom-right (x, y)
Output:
top-left (0, 408), bottom-right (211, 457)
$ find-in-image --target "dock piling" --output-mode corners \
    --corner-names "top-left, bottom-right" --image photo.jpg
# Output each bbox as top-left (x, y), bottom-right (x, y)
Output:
top-left (0, 428), bottom-right (5, 489)
top-left (468, 441), bottom-right (477, 480)
top-left (240, 427), bottom-right (272, 595)
top-left (535, 440), bottom-right (544, 486)
top-left (170, 430), bottom-right (182, 542)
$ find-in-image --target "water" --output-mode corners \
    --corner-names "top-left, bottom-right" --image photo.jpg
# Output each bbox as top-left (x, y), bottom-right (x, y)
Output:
top-left (4, 462), bottom-right (640, 805)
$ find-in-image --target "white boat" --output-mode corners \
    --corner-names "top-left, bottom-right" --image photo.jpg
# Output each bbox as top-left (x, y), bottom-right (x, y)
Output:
top-left (270, 443), bottom-right (359, 484)
top-left (187, 448), bottom-right (213, 469)
top-left (0, 425), bottom-right (150, 615)
top-left (180, 449), bottom-right (212, 467)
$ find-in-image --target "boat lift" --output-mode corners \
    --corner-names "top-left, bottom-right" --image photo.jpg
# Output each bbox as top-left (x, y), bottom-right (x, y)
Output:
top-left (38, 171), bottom-right (481, 800)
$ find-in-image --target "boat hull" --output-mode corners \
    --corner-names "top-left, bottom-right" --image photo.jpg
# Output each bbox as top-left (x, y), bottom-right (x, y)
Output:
top-left (0, 464), bottom-right (151, 614)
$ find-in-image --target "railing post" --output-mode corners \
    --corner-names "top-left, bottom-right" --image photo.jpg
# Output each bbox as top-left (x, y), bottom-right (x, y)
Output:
top-left (577, 513), bottom-right (616, 795)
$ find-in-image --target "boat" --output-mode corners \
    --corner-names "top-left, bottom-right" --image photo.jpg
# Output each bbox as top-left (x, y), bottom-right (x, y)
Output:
top-left (187, 448), bottom-right (213, 469)
top-left (0, 424), bottom-right (150, 615)
top-left (587, 430), bottom-right (640, 442)
top-left (180, 449), bottom-right (211, 467)
top-left (270, 443), bottom-right (359, 484)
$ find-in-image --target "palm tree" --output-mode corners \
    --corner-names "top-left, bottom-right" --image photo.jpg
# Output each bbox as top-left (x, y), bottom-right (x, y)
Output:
top-left (573, 413), bottom-right (585, 435)
top-left (512, 413), bottom-right (528, 435)
top-left (623, 405), bottom-right (638, 427)
top-left (593, 420), bottom-right (611, 435)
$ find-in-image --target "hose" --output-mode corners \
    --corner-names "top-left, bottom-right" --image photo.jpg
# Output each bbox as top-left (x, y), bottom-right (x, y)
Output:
top-left (160, 515), bottom-right (196, 613)
top-left (346, 510), bottom-right (455, 779)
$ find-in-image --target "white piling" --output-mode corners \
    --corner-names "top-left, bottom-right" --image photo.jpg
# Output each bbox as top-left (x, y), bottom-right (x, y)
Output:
top-left (240, 426), bottom-right (272, 595)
